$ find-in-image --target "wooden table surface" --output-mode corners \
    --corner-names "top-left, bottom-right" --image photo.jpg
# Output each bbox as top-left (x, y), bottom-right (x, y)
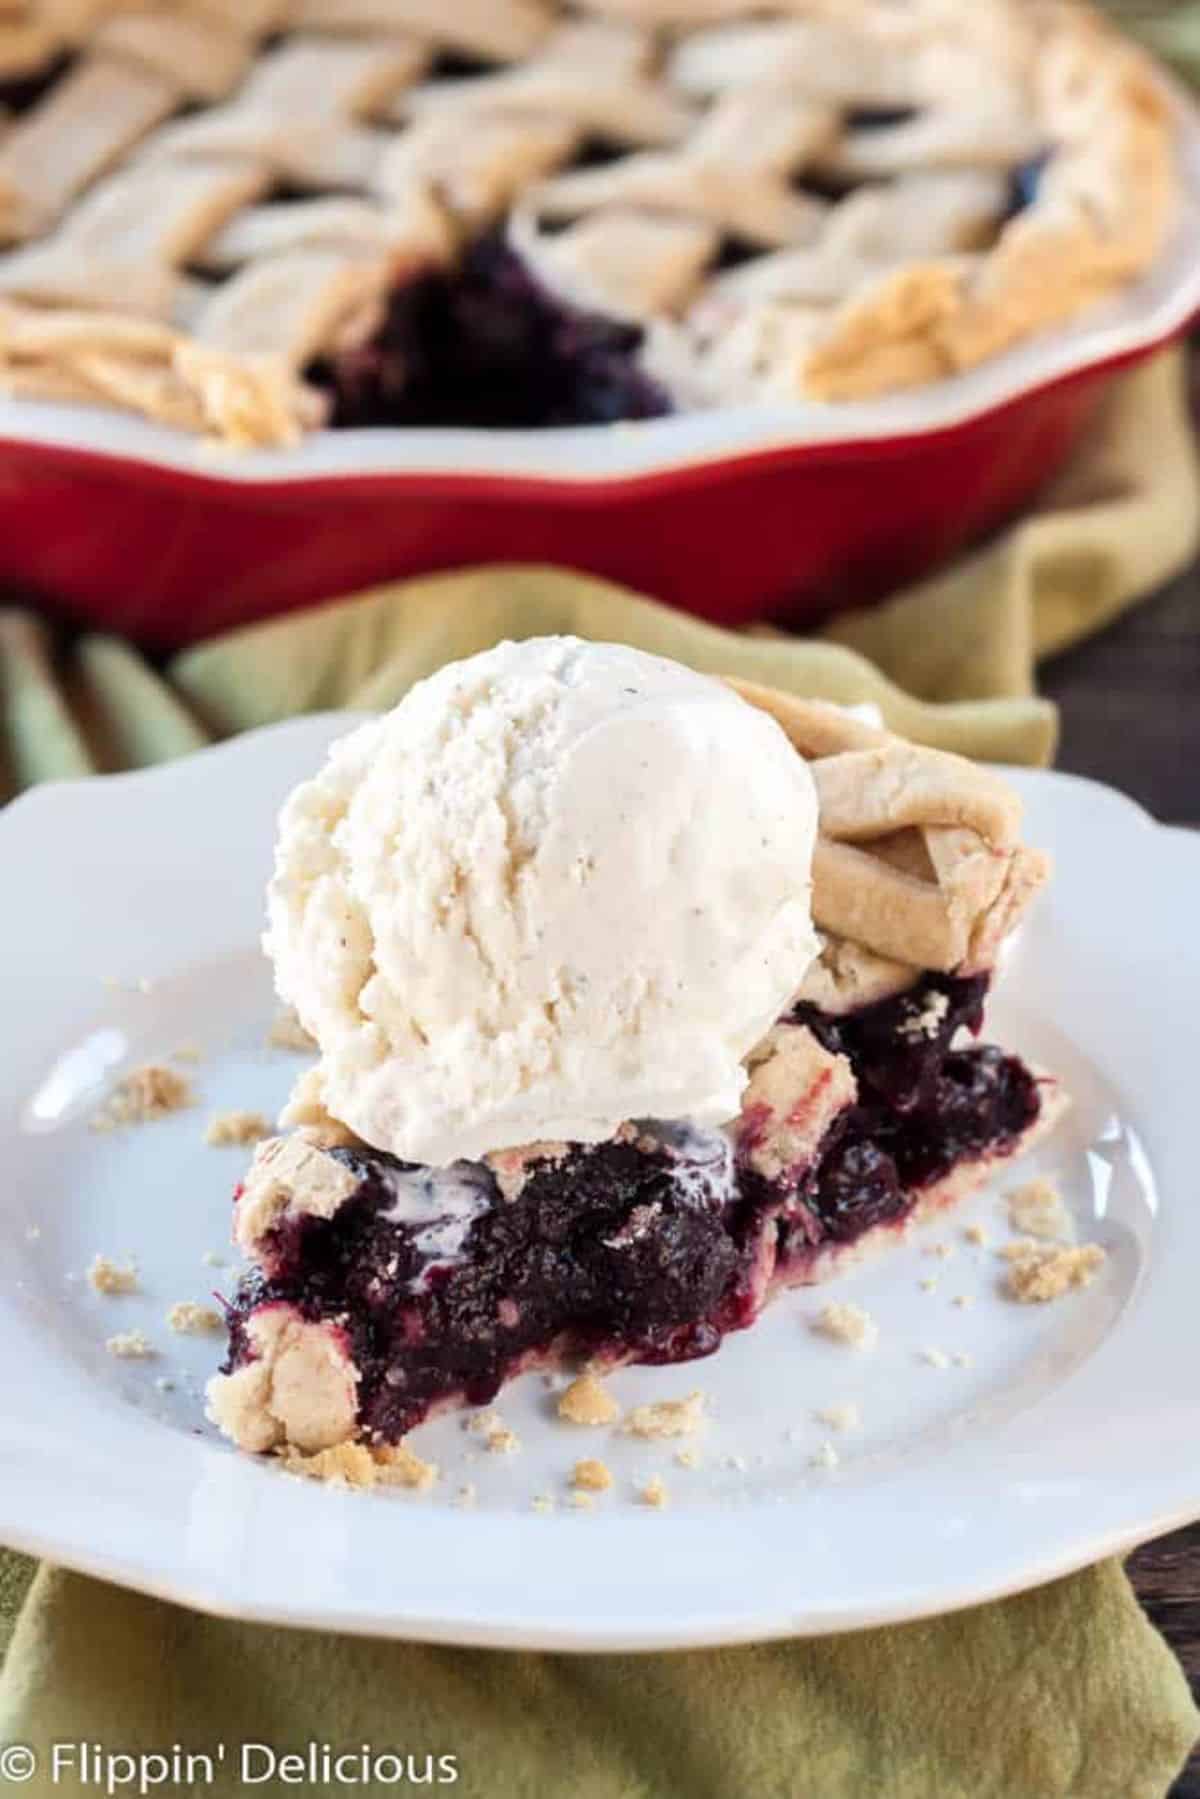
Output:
top-left (1041, 563), bottom-right (1200, 1795)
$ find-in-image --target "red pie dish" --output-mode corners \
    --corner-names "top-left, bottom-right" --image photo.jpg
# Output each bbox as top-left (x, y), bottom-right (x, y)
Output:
top-left (0, 8), bottom-right (1198, 650)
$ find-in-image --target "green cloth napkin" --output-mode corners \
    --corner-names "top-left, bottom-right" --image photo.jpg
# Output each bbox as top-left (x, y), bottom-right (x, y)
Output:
top-left (1107, 0), bottom-right (1200, 86)
top-left (0, 354), bottom-right (1197, 1794)
top-left (0, 1562), bottom-right (1195, 1799)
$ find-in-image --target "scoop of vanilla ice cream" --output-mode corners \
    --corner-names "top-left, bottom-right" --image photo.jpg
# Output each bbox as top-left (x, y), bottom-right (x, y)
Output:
top-left (265, 637), bottom-right (820, 1165)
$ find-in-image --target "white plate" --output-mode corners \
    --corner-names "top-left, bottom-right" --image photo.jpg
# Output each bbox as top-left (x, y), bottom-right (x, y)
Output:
top-left (1, 717), bottom-right (1197, 1651)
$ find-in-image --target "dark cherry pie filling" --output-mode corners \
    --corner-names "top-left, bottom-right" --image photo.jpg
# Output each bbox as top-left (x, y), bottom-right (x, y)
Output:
top-left (221, 972), bottom-right (1043, 1439)
top-left (311, 233), bottom-right (672, 431)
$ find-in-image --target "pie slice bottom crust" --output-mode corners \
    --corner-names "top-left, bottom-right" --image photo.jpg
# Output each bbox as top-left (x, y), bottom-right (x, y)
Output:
top-left (207, 968), bottom-right (1066, 1456)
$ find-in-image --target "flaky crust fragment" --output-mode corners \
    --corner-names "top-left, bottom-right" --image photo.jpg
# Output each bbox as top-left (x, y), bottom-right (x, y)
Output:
top-left (233, 1133), bottom-right (358, 1259)
top-left (205, 1305), bottom-right (359, 1454)
top-left (729, 680), bottom-right (1049, 991)
top-left (738, 1024), bottom-right (856, 1185)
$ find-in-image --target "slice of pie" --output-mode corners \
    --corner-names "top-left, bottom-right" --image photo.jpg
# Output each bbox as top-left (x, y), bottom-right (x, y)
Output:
top-left (208, 684), bottom-right (1066, 1457)
top-left (0, 1), bottom-right (1176, 444)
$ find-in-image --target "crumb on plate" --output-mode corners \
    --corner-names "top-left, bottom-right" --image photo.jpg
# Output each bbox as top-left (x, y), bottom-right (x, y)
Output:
top-left (557, 1372), bottom-right (620, 1427)
top-left (106, 1330), bottom-right (153, 1359)
top-left (571, 1458), bottom-right (613, 1493)
top-left (997, 1237), bottom-right (1043, 1262)
top-left (638, 1475), bottom-right (669, 1509)
top-left (1005, 1242), bottom-right (1106, 1303)
top-left (281, 1443), bottom-right (378, 1488)
top-left (813, 1302), bottom-right (878, 1350)
top-left (376, 1442), bottom-right (439, 1490)
top-left (1007, 1176), bottom-right (1073, 1243)
top-left (621, 1391), bottom-right (705, 1440)
top-left (88, 1255), bottom-right (138, 1296)
top-left (466, 1411), bottom-right (520, 1455)
top-left (167, 1301), bottom-right (224, 1336)
top-left (205, 1109), bottom-right (271, 1148)
top-left (91, 1065), bottom-right (192, 1131)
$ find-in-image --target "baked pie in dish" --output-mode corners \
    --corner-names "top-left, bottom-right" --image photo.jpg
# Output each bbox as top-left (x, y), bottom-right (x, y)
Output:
top-left (206, 647), bottom-right (1066, 1457)
top-left (0, 0), bottom-right (1178, 446)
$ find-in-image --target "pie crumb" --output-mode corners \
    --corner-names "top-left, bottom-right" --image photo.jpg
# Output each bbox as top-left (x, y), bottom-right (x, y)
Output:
top-left (810, 1442), bottom-right (840, 1471)
top-left (1005, 1242), bottom-right (1106, 1303)
top-left (91, 1065), bottom-right (192, 1131)
top-left (465, 1412), bottom-right (520, 1455)
top-left (202, 1251), bottom-right (226, 1269)
top-left (638, 1475), bottom-right (669, 1509)
top-left (997, 1237), bottom-right (1043, 1262)
top-left (88, 1255), bottom-right (138, 1296)
top-left (814, 1403), bottom-right (859, 1432)
top-left (376, 1442), bottom-right (439, 1490)
top-left (813, 1302), bottom-right (878, 1350)
top-left (1007, 1177), bottom-right (1073, 1243)
top-left (964, 1223), bottom-right (989, 1247)
top-left (167, 1301), bottom-right (223, 1335)
top-left (532, 1494), bottom-right (556, 1514)
top-left (466, 1408), bottom-right (521, 1451)
top-left (268, 1007), bottom-right (316, 1053)
top-left (172, 1045), bottom-right (204, 1065)
top-left (558, 1372), bottom-right (620, 1427)
top-left (281, 1442), bottom-right (378, 1489)
top-left (621, 1391), bottom-right (705, 1440)
top-left (206, 1109), bottom-right (271, 1148)
top-left (571, 1458), bottom-right (613, 1493)
top-left (568, 1491), bottom-right (594, 1510)
top-left (920, 1347), bottom-right (951, 1370)
top-left (105, 1330), bottom-right (153, 1360)
top-left (674, 1448), bottom-right (700, 1470)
